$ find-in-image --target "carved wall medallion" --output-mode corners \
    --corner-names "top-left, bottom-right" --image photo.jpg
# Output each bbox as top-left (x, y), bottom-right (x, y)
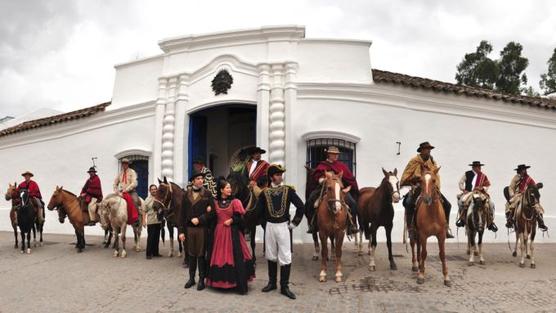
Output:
top-left (211, 70), bottom-right (233, 95)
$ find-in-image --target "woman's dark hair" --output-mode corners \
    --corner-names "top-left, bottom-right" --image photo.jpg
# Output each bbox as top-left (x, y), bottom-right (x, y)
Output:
top-left (216, 176), bottom-right (231, 200)
top-left (149, 184), bottom-right (157, 190)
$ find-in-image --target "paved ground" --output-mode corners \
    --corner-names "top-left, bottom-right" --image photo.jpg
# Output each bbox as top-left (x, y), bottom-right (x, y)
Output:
top-left (1, 231), bottom-right (555, 313)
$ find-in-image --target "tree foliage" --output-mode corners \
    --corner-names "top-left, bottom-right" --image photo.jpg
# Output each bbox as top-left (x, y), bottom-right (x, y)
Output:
top-left (540, 48), bottom-right (556, 95)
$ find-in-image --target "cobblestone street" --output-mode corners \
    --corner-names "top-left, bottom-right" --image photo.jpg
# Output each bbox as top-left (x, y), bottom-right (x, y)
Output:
top-left (1, 231), bottom-right (555, 313)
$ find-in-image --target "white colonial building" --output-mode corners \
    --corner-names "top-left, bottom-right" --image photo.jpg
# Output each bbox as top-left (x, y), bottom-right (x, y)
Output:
top-left (2, 26), bottom-right (555, 242)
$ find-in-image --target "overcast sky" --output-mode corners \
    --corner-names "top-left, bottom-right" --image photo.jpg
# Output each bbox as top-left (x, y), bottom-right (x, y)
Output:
top-left (1, 0), bottom-right (555, 116)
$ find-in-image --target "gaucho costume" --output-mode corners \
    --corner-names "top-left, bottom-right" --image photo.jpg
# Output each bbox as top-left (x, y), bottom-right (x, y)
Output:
top-left (205, 198), bottom-right (255, 294)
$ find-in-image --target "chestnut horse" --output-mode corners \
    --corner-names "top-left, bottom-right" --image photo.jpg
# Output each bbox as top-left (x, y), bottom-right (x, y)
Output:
top-left (4, 183), bottom-right (20, 248)
top-left (411, 167), bottom-right (451, 287)
top-left (358, 168), bottom-right (400, 271)
top-left (317, 171), bottom-right (348, 283)
top-left (154, 179), bottom-right (186, 260)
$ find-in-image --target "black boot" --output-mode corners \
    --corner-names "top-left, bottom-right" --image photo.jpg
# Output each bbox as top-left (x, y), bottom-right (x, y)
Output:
top-left (538, 215), bottom-right (548, 231)
top-left (262, 261), bottom-right (277, 292)
top-left (197, 256), bottom-right (206, 290)
top-left (488, 223), bottom-right (498, 232)
top-left (455, 218), bottom-right (465, 228)
top-left (280, 264), bottom-right (296, 299)
top-left (184, 256), bottom-right (197, 289)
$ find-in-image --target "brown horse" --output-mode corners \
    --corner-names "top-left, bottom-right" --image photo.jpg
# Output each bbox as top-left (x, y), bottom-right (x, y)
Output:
top-left (410, 167), bottom-right (450, 286)
top-left (514, 183), bottom-right (542, 268)
top-left (358, 168), bottom-right (400, 271)
top-left (317, 171), bottom-right (348, 282)
top-left (154, 179), bottom-right (186, 260)
top-left (4, 183), bottom-right (20, 248)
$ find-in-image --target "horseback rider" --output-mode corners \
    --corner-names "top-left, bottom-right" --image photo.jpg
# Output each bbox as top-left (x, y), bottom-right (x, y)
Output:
top-left (455, 161), bottom-right (498, 232)
top-left (306, 146), bottom-right (359, 235)
top-left (256, 164), bottom-right (304, 299)
top-left (187, 158), bottom-right (217, 198)
top-left (401, 142), bottom-right (454, 238)
top-left (245, 146), bottom-right (270, 188)
top-left (113, 158), bottom-right (139, 225)
top-left (505, 164), bottom-right (548, 231)
top-left (17, 171), bottom-right (44, 224)
top-left (179, 171), bottom-right (214, 291)
top-left (81, 167), bottom-right (103, 226)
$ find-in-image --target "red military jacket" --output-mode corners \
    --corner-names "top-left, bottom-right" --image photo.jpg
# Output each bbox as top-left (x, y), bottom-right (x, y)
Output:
top-left (17, 180), bottom-right (42, 199)
top-left (81, 175), bottom-right (103, 203)
top-left (313, 160), bottom-right (359, 191)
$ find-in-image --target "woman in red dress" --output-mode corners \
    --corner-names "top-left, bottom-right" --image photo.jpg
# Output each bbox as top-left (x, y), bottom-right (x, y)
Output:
top-left (206, 178), bottom-right (255, 294)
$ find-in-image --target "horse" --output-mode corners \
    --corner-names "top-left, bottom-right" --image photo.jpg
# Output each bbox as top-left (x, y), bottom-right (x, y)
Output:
top-left (16, 189), bottom-right (37, 254)
top-left (98, 193), bottom-right (144, 258)
top-left (514, 183), bottom-right (542, 268)
top-left (4, 183), bottom-right (20, 248)
top-left (411, 167), bottom-right (451, 287)
top-left (316, 171), bottom-right (349, 283)
top-left (46, 186), bottom-right (105, 253)
top-left (358, 168), bottom-right (401, 271)
top-left (154, 178), bottom-right (186, 259)
top-left (464, 191), bottom-right (488, 265)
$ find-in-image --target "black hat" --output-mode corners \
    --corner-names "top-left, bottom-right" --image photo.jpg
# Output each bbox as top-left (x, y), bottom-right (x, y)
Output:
top-left (417, 142), bottom-right (435, 152)
top-left (87, 167), bottom-right (97, 173)
top-left (189, 171), bottom-right (206, 182)
top-left (267, 164), bottom-right (285, 178)
top-left (248, 146), bottom-right (266, 155)
top-left (468, 161), bottom-right (484, 167)
top-left (514, 164), bottom-right (531, 172)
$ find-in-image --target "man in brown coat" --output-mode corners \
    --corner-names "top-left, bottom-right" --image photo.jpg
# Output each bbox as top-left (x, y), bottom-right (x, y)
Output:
top-left (178, 171), bottom-right (214, 291)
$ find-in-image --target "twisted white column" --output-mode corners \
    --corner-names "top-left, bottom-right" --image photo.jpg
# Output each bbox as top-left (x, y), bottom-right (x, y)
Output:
top-left (269, 64), bottom-right (286, 166)
top-left (161, 77), bottom-right (177, 180)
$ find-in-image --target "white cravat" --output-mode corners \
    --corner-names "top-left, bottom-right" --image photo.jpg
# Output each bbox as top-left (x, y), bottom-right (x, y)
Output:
top-left (249, 160), bottom-right (258, 176)
top-left (471, 170), bottom-right (478, 189)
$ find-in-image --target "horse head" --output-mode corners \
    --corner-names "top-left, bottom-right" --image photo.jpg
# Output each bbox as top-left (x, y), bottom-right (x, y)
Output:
top-left (47, 186), bottom-right (64, 211)
top-left (420, 166), bottom-right (440, 206)
top-left (382, 167), bottom-right (400, 203)
top-left (154, 181), bottom-right (173, 216)
top-left (324, 171), bottom-right (347, 214)
top-left (524, 183), bottom-right (541, 209)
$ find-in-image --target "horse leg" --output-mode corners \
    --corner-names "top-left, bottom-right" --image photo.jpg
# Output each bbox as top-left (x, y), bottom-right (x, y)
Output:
top-left (168, 226), bottom-right (175, 257)
top-left (410, 237), bottom-right (418, 272)
top-left (478, 230), bottom-right (485, 265)
top-left (20, 230), bottom-right (25, 254)
top-left (386, 224), bottom-right (397, 270)
top-left (26, 231), bottom-right (31, 254)
top-left (330, 236), bottom-right (335, 261)
top-left (530, 229), bottom-right (536, 269)
top-left (439, 235), bottom-right (450, 287)
top-left (468, 230), bottom-right (476, 266)
top-left (312, 232), bottom-right (320, 261)
top-left (39, 221), bottom-right (44, 247)
top-left (519, 232), bottom-right (526, 268)
top-left (512, 232), bottom-right (518, 257)
top-left (417, 236), bottom-right (427, 284)
top-left (335, 233), bottom-right (344, 283)
top-left (368, 224), bottom-right (377, 271)
top-left (113, 229), bottom-right (120, 257)
top-left (319, 232), bottom-right (328, 282)
top-left (121, 225), bottom-right (127, 258)
top-left (32, 224), bottom-right (37, 247)
top-left (13, 224), bottom-right (18, 249)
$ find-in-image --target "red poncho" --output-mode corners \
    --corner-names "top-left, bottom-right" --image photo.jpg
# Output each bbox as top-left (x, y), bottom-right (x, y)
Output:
top-left (17, 180), bottom-right (42, 199)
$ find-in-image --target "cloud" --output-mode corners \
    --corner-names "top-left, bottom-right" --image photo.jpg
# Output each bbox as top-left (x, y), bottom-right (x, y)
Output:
top-left (0, 0), bottom-right (555, 116)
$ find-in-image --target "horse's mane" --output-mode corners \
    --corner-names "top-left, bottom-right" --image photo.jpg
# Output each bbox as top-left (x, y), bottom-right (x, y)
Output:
top-left (62, 189), bottom-right (78, 198)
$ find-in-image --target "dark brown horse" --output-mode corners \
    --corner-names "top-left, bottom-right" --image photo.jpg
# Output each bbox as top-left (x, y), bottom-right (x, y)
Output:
top-left (411, 167), bottom-right (451, 286)
top-left (154, 178), bottom-right (186, 261)
top-left (358, 168), bottom-right (400, 271)
top-left (514, 183), bottom-right (542, 268)
top-left (317, 171), bottom-right (348, 282)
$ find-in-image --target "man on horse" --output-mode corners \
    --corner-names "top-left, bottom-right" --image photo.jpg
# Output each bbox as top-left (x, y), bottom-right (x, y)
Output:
top-left (455, 161), bottom-right (498, 232)
top-left (306, 146), bottom-right (359, 235)
top-left (505, 164), bottom-right (548, 231)
top-left (401, 142), bottom-right (454, 238)
top-left (256, 164), bottom-right (304, 300)
top-left (179, 171), bottom-right (214, 291)
top-left (246, 146), bottom-right (270, 188)
top-left (17, 171), bottom-right (44, 224)
top-left (81, 167), bottom-right (103, 226)
top-left (187, 158), bottom-right (217, 198)
top-left (113, 158), bottom-right (139, 225)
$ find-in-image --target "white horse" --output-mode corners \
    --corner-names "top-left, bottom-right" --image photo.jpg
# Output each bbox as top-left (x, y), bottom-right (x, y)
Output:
top-left (98, 194), bottom-right (144, 258)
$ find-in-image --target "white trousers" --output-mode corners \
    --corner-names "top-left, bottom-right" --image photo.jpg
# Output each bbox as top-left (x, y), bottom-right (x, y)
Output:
top-left (88, 197), bottom-right (98, 221)
top-left (265, 221), bottom-right (291, 266)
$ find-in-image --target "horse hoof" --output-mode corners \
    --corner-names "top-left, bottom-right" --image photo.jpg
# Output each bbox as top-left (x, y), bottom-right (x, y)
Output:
top-left (20, 250), bottom-right (24, 254)
top-left (335, 276), bottom-right (342, 283)
top-left (369, 265), bottom-right (376, 272)
top-left (412, 266), bottom-right (419, 272)
top-left (479, 260), bottom-right (485, 265)
top-left (390, 263), bottom-right (398, 271)
top-left (121, 250), bottom-right (127, 258)
top-left (312, 255), bottom-right (319, 261)
top-left (468, 261), bottom-right (474, 266)
top-left (177, 252), bottom-right (182, 257)
top-left (519, 263), bottom-right (525, 268)
top-left (113, 251), bottom-right (119, 257)
top-left (77, 248), bottom-right (83, 253)
top-left (26, 248), bottom-right (31, 254)
top-left (444, 280), bottom-right (452, 287)
top-left (531, 263), bottom-right (536, 269)
top-left (526, 255), bottom-right (531, 259)
top-left (319, 276), bottom-right (327, 282)
top-left (135, 248), bottom-right (141, 252)
top-left (512, 251), bottom-right (517, 257)
top-left (416, 277), bottom-right (425, 284)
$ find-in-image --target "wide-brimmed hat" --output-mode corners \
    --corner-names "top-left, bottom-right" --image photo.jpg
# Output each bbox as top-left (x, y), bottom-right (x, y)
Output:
top-left (189, 171), bottom-right (206, 182)
top-left (515, 164), bottom-right (531, 172)
top-left (87, 167), bottom-right (97, 173)
top-left (468, 161), bottom-right (484, 167)
top-left (21, 171), bottom-right (34, 177)
top-left (417, 142), bottom-right (435, 152)
top-left (121, 158), bottom-right (131, 164)
top-left (325, 146), bottom-right (341, 154)
top-left (267, 164), bottom-right (286, 177)
top-left (248, 146), bottom-right (266, 155)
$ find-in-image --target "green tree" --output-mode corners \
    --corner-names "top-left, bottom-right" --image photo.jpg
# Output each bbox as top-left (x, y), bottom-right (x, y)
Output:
top-left (539, 48), bottom-right (556, 95)
top-left (455, 41), bottom-right (498, 89)
top-left (522, 86), bottom-right (540, 97)
top-left (495, 42), bottom-right (529, 95)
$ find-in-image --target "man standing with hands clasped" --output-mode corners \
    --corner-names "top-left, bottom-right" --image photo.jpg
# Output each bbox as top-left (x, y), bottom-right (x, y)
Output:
top-left (178, 171), bottom-right (214, 291)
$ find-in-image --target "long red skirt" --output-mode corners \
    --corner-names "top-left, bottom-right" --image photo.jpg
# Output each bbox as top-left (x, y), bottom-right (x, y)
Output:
top-left (122, 192), bottom-right (138, 225)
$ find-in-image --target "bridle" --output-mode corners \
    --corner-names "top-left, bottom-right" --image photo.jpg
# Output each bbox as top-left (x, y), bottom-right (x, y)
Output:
top-left (324, 177), bottom-right (347, 214)
top-left (154, 183), bottom-right (173, 211)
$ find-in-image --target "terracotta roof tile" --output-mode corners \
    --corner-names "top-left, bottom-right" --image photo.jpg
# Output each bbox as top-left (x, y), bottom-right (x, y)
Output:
top-left (372, 69), bottom-right (556, 111)
top-left (0, 102), bottom-right (111, 138)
